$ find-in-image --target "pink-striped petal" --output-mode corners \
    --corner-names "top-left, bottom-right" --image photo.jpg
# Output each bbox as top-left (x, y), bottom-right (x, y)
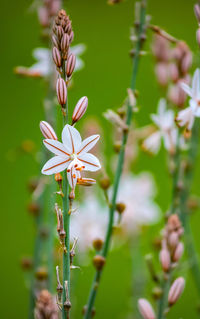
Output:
top-left (43, 139), bottom-right (70, 157)
top-left (78, 153), bottom-right (101, 172)
top-left (62, 124), bottom-right (82, 153)
top-left (42, 156), bottom-right (71, 175)
top-left (77, 134), bottom-right (100, 155)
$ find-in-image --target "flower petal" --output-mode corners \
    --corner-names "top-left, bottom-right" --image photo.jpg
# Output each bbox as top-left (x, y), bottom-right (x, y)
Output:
top-left (67, 164), bottom-right (81, 189)
top-left (62, 124), bottom-right (82, 153)
top-left (192, 68), bottom-right (200, 98)
top-left (42, 156), bottom-right (71, 175)
top-left (43, 139), bottom-right (70, 156)
top-left (143, 131), bottom-right (161, 154)
top-left (78, 153), bottom-right (101, 172)
top-left (77, 135), bottom-right (100, 155)
top-left (180, 82), bottom-right (192, 98)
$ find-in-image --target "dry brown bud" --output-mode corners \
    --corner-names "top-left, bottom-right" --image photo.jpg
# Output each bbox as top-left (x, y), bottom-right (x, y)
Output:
top-left (168, 277), bottom-right (185, 306)
top-left (35, 266), bottom-right (48, 281)
top-left (99, 176), bottom-right (111, 190)
top-left (21, 256), bottom-right (33, 271)
top-left (93, 255), bottom-right (106, 270)
top-left (56, 78), bottom-right (67, 106)
top-left (52, 46), bottom-right (62, 67)
top-left (93, 238), bottom-right (104, 251)
top-left (40, 121), bottom-right (57, 140)
top-left (172, 242), bottom-right (184, 262)
top-left (138, 299), bottom-right (156, 319)
top-left (82, 306), bottom-right (96, 317)
top-left (27, 202), bottom-right (40, 216)
top-left (116, 202), bottom-right (126, 214)
top-left (159, 248), bottom-right (171, 272)
top-left (66, 53), bottom-right (76, 77)
top-left (72, 96), bottom-right (88, 124)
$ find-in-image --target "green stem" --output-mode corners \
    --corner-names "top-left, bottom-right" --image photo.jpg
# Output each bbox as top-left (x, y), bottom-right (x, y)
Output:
top-left (170, 131), bottom-right (181, 215)
top-left (157, 274), bottom-right (172, 319)
top-left (61, 61), bottom-right (70, 319)
top-left (83, 1), bottom-right (147, 318)
top-left (179, 122), bottom-right (200, 295)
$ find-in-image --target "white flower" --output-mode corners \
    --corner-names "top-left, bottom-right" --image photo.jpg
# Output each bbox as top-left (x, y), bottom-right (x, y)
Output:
top-left (177, 68), bottom-right (200, 130)
top-left (42, 124), bottom-right (101, 189)
top-left (117, 173), bottom-right (160, 234)
top-left (70, 196), bottom-right (107, 252)
top-left (143, 99), bottom-right (177, 154)
top-left (18, 44), bottom-right (86, 77)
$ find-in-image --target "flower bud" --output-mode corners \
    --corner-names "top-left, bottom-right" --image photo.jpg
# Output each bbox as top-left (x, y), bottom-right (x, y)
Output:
top-left (61, 33), bottom-right (69, 58)
top-left (56, 25), bottom-right (64, 40)
top-left (194, 4), bottom-right (200, 24)
top-left (66, 53), bottom-right (76, 77)
top-left (55, 173), bottom-right (62, 182)
top-left (72, 96), bottom-right (88, 124)
top-left (159, 248), bottom-right (171, 272)
top-left (27, 202), bottom-right (40, 216)
top-left (52, 35), bottom-right (60, 49)
top-left (116, 202), bottom-right (126, 214)
top-left (138, 299), bottom-right (156, 319)
top-left (172, 242), bottom-right (184, 262)
top-left (93, 255), bottom-right (106, 270)
top-left (35, 266), bottom-right (48, 281)
top-left (168, 231), bottom-right (179, 250)
top-left (168, 277), bottom-right (185, 306)
top-left (52, 47), bottom-right (62, 67)
top-left (56, 78), bottom-right (67, 106)
top-left (69, 30), bottom-right (74, 43)
top-left (40, 121), bottom-right (57, 140)
top-left (197, 29), bottom-right (200, 48)
top-left (155, 63), bottom-right (169, 87)
top-left (99, 176), bottom-right (111, 190)
top-left (93, 238), bottom-right (104, 251)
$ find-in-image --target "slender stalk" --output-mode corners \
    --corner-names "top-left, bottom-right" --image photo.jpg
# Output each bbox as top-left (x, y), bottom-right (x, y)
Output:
top-left (170, 131), bottom-right (181, 215)
top-left (157, 273), bottom-right (171, 319)
top-left (179, 122), bottom-right (200, 295)
top-left (83, 2), bottom-right (147, 318)
top-left (61, 63), bottom-right (71, 319)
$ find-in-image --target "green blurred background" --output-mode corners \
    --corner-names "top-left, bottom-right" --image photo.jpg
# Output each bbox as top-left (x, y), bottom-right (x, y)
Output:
top-left (1, 0), bottom-right (200, 318)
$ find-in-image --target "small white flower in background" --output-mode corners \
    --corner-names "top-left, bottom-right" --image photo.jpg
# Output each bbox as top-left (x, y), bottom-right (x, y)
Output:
top-left (41, 124), bottom-right (101, 189)
top-left (16, 44), bottom-right (86, 77)
top-left (177, 68), bottom-right (200, 131)
top-left (117, 172), bottom-right (160, 234)
top-left (143, 99), bottom-right (179, 154)
top-left (71, 173), bottom-right (160, 254)
top-left (70, 196), bottom-right (107, 252)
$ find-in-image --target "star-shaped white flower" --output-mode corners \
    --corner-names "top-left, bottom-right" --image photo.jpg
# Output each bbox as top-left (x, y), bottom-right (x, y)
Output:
top-left (143, 99), bottom-right (178, 154)
top-left (42, 124), bottom-right (101, 189)
top-left (177, 68), bottom-right (200, 130)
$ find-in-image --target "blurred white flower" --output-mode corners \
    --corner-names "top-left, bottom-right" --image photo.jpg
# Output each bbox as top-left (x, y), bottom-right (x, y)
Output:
top-left (117, 172), bottom-right (160, 234)
top-left (177, 68), bottom-right (200, 130)
top-left (143, 99), bottom-right (178, 154)
top-left (71, 172), bottom-right (160, 253)
top-left (15, 44), bottom-right (86, 77)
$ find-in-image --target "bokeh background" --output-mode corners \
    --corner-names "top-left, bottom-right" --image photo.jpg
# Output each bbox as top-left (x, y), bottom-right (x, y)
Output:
top-left (1, 0), bottom-right (200, 318)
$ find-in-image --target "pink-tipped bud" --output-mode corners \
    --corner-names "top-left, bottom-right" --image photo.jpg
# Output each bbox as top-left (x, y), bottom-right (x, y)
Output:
top-left (66, 54), bottom-right (76, 77)
top-left (168, 277), bottom-right (185, 306)
top-left (52, 47), bottom-right (62, 68)
top-left (169, 63), bottom-right (179, 83)
top-left (61, 33), bottom-right (69, 56)
top-left (52, 35), bottom-right (60, 50)
top-left (197, 29), bottom-right (200, 48)
top-left (56, 25), bottom-right (64, 40)
top-left (40, 121), bottom-right (57, 140)
top-left (168, 231), bottom-right (179, 250)
top-left (155, 63), bottom-right (169, 87)
top-left (172, 242), bottom-right (184, 262)
top-left (159, 248), bottom-right (171, 272)
top-left (72, 96), bottom-right (88, 124)
top-left (194, 4), bottom-right (200, 24)
top-left (138, 299), bottom-right (156, 319)
top-left (181, 52), bottom-right (192, 75)
top-left (69, 31), bottom-right (74, 43)
top-left (56, 78), bottom-right (67, 106)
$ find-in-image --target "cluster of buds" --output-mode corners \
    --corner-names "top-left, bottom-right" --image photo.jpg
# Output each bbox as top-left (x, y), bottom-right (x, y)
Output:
top-left (152, 34), bottom-right (192, 107)
top-left (160, 214), bottom-right (184, 274)
top-left (194, 3), bottom-right (200, 47)
top-left (34, 289), bottom-right (58, 319)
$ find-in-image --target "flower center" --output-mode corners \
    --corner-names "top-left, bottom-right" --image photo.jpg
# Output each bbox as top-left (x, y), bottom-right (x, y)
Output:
top-left (70, 153), bottom-right (76, 160)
